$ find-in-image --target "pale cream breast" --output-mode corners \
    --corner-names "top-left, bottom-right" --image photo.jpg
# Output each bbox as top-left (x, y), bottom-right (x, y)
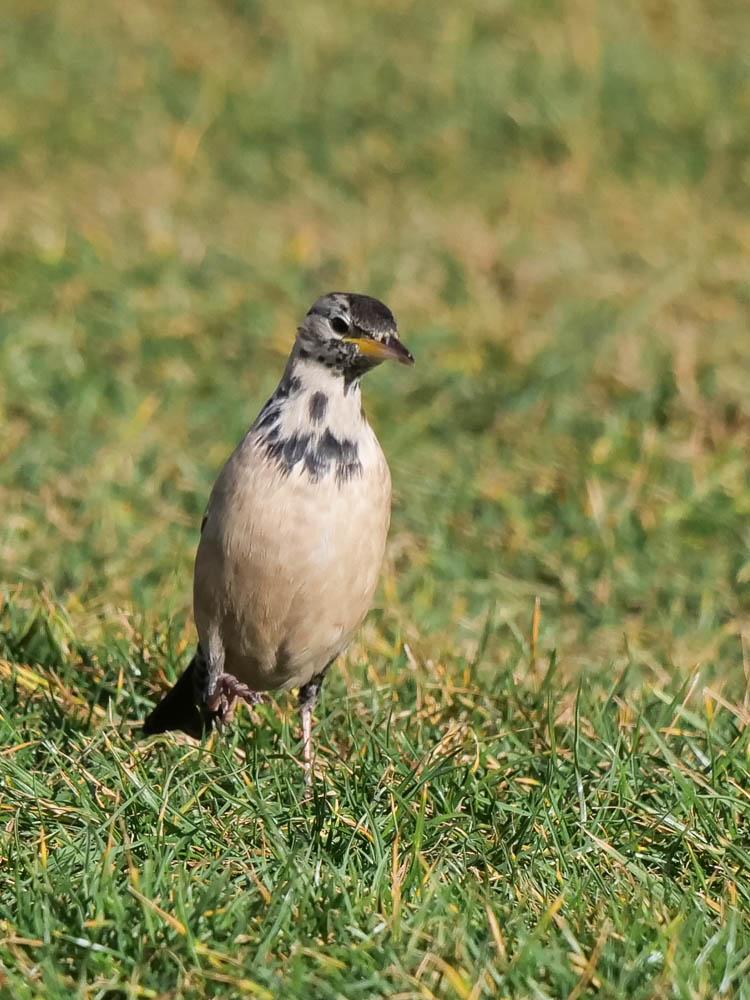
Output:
top-left (193, 423), bottom-right (391, 692)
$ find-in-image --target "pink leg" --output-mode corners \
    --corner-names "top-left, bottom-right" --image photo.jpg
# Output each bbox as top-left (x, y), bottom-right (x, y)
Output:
top-left (298, 670), bottom-right (328, 795)
top-left (301, 700), bottom-right (314, 791)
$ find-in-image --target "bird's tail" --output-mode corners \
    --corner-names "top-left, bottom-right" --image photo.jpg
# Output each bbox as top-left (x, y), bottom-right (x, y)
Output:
top-left (142, 653), bottom-right (212, 739)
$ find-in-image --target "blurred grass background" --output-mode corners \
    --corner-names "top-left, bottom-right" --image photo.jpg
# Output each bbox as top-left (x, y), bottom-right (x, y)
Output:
top-left (2, 1), bottom-right (750, 997)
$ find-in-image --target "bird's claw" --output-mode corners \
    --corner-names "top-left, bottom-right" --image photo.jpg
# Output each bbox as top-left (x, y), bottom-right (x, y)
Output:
top-left (207, 673), bottom-right (263, 726)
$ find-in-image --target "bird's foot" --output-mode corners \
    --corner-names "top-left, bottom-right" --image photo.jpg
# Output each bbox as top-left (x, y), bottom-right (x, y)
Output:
top-left (207, 673), bottom-right (263, 726)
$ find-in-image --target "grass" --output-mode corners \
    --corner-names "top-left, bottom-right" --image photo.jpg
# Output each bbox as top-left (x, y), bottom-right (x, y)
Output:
top-left (2, 0), bottom-right (750, 996)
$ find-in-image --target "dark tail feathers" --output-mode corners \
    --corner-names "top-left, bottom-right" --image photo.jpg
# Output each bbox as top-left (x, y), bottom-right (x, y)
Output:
top-left (143, 655), bottom-right (212, 739)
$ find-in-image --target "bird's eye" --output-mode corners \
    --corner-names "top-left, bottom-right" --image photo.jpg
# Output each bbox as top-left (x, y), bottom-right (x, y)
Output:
top-left (331, 316), bottom-right (350, 334)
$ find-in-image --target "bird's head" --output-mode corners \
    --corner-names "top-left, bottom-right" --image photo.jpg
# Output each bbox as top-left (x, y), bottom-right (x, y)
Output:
top-left (296, 292), bottom-right (414, 379)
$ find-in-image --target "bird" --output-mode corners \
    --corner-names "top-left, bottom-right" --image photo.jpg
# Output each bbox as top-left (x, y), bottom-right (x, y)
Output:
top-left (143, 292), bottom-right (414, 786)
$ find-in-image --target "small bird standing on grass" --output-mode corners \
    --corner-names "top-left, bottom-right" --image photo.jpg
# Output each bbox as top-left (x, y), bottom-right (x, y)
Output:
top-left (144, 292), bottom-right (414, 785)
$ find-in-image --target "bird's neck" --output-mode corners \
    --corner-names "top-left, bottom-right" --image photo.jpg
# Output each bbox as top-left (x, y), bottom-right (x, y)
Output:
top-left (273, 351), bottom-right (365, 435)
top-left (250, 352), bottom-right (370, 484)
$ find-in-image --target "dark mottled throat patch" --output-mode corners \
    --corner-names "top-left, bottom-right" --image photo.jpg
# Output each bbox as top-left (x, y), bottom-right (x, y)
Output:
top-left (253, 371), bottom-right (363, 485)
top-left (308, 391), bottom-right (328, 422)
top-left (262, 426), bottom-right (363, 485)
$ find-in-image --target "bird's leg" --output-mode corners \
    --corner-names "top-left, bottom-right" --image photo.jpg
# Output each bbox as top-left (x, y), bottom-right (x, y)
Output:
top-left (301, 700), bottom-right (313, 785)
top-left (203, 632), bottom-right (262, 727)
top-left (298, 667), bottom-right (330, 792)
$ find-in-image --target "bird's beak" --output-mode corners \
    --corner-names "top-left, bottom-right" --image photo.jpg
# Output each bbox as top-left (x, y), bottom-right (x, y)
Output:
top-left (345, 334), bottom-right (415, 365)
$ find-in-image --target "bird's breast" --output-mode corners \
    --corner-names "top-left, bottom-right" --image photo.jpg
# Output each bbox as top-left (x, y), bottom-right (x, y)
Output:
top-left (194, 423), bottom-right (391, 691)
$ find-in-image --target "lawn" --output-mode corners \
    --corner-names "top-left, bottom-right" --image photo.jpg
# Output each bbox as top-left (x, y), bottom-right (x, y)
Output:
top-left (2, 0), bottom-right (750, 996)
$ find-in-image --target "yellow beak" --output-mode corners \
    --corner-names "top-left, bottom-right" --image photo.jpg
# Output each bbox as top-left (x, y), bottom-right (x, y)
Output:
top-left (344, 335), bottom-right (415, 365)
